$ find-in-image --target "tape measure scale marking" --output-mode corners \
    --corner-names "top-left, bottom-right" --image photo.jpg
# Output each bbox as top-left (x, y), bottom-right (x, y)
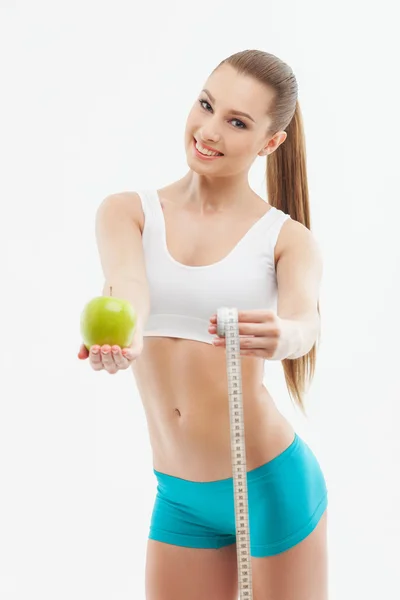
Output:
top-left (216, 307), bottom-right (253, 599)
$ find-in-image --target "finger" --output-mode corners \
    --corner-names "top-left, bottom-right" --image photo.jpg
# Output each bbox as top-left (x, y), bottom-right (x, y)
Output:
top-left (209, 323), bottom-right (260, 336)
top-left (111, 346), bottom-right (131, 370)
top-left (209, 310), bottom-right (276, 326)
top-left (240, 322), bottom-right (281, 337)
top-left (240, 349), bottom-right (265, 358)
top-left (122, 346), bottom-right (138, 361)
top-left (211, 338), bottom-right (265, 358)
top-left (239, 322), bottom-right (280, 337)
top-left (237, 310), bottom-right (276, 323)
top-left (212, 335), bottom-right (254, 346)
top-left (238, 336), bottom-right (271, 349)
top-left (78, 344), bottom-right (89, 359)
top-left (213, 336), bottom-right (273, 350)
top-left (101, 345), bottom-right (118, 373)
top-left (89, 345), bottom-right (104, 370)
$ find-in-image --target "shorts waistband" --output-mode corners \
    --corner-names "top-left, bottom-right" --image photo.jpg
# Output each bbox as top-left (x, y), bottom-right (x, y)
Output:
top-left (153, 433), bottom-right (300, 491)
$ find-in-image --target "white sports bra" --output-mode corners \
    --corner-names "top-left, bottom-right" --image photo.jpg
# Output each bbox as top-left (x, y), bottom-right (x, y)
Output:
top-left (136, 189), bottom-right (291, 345)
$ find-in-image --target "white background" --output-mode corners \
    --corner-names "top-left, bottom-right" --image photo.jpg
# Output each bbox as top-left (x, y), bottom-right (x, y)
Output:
top-left (1, 1), bottom-right (399, 598)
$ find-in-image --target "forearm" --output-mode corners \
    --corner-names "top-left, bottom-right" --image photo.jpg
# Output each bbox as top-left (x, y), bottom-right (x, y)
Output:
top-left (102, 277), bottom-right (150, 333)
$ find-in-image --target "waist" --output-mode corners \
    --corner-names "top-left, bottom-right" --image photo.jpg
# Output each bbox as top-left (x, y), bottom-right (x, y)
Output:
top-left (149, 404), bottom-right (295, 480)
top-left (132, 337), bottom-right (293, 480)
top-left (154, 433), bottom-right (300, 488)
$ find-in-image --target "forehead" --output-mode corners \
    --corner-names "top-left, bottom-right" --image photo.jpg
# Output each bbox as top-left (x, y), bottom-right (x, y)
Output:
top-left (204, 65), bottom-right (273, 119)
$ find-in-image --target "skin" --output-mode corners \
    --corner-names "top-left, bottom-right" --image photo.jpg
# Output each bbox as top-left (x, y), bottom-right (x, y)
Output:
top-left (79, 64), bottom-right (328, 599)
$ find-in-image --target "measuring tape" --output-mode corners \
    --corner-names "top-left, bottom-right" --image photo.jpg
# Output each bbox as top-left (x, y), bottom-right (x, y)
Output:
top-left (217, 307), bottom-right (253, 600)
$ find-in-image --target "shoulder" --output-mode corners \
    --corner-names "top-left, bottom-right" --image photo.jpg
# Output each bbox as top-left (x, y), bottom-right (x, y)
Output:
top-left (98, 191), bottom-right (145, 234)
top-left (274, 216), bottom-right (322, 267)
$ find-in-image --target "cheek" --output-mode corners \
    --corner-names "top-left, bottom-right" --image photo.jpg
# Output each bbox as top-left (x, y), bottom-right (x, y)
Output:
top-left (185, 104), bottom-right (199, 125)
top-left (229, 139), bottom-right (253, 159)
top-left (184, 116), bottom-right (197, 141)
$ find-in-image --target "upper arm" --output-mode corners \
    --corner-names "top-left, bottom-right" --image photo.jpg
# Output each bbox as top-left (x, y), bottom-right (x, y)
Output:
top-left (95, 192), bottom-right (148, 285)
top-left (275, 219), bottom-right (323, 321)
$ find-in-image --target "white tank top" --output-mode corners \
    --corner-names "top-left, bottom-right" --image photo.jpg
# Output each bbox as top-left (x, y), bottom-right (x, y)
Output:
top-left (136, 189), bottom-right (291, 345)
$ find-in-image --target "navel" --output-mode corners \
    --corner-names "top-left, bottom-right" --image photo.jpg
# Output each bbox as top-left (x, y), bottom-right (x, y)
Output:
top-left (174, 408), bottom-right (181, 417)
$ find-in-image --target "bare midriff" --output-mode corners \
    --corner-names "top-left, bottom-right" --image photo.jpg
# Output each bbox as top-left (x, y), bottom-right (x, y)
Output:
top-left (131, 336), bottom-right (295, 482)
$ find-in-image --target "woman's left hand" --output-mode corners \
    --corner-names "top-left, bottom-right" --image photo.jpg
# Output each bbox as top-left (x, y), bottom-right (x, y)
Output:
top-left (208, 309), bottom-right (298, 360)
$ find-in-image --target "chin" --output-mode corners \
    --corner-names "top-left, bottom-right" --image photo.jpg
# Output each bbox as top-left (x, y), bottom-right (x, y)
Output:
top-left (185, 156), bottom-right (206, 175)
top-left (186, 137), bottom-right (224, 172)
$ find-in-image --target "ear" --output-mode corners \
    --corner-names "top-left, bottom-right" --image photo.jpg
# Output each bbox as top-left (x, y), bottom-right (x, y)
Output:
top-left (258, 131), bottom-right (287, 157)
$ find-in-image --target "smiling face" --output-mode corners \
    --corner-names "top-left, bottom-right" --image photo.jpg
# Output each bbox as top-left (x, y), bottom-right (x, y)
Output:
top-left (184, 64), bottom-right (287, 177)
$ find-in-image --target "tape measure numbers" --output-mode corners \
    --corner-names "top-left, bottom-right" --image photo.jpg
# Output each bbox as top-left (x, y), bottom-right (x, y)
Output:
top-left (217, 307), bottom-right (253, 600)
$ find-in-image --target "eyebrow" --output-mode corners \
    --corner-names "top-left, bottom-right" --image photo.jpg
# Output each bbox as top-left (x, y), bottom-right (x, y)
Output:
top-left (202, 89), bottom-right (256, 123)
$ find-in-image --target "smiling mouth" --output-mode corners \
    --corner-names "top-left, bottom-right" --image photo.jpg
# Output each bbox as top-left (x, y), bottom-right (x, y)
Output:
top-left (193, 137), bottom-right (224, 157)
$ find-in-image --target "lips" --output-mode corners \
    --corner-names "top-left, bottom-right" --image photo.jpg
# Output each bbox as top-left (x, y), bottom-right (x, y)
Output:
top-left (194, 137), bottom-right (224, 156)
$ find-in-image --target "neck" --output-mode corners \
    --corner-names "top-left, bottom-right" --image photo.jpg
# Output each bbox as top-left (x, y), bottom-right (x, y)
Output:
top-left (180, 170), bottom-right (253, 213)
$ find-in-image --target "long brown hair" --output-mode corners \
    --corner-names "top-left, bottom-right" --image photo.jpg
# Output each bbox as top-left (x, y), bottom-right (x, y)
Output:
top-left (214, 49), bottom-right (320, 415)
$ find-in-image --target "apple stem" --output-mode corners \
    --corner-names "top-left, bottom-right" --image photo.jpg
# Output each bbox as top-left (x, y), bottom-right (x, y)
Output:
top-left (110, 286), bottom-right (112, 297)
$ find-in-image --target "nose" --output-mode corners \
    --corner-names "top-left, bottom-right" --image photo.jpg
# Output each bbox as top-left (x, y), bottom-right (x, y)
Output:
top-left (199, 131), bottom-right (221, 144)
top-left (198, 120), bottom-right (221, 144)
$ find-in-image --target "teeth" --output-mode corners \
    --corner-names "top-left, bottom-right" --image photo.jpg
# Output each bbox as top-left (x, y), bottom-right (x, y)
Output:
top-left (195, 140), bottom-right (222, 156)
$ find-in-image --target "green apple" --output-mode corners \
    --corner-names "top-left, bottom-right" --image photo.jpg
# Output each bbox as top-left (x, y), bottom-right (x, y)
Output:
top-left (80, 296), bottom-right (137, 350)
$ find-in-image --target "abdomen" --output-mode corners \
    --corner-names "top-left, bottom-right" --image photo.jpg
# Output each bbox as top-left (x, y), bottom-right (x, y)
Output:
top-left (132, 337), bottom-right (293, 480)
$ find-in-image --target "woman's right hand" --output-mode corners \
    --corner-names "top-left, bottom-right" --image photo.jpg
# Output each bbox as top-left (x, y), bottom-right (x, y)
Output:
top-left (77, 328), bottom-right (144, 374)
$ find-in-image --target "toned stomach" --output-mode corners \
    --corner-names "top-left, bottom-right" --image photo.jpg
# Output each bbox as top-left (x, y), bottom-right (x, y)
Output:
top-left (131, 337), bottom-right (295, 481)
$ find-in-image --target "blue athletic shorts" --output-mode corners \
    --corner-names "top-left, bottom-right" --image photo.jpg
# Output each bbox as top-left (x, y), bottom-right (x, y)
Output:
top-left (149, 433), bottom-right (328, 557)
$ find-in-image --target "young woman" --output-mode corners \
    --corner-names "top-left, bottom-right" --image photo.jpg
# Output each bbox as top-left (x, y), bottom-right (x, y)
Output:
top-left (79, 49), bottom-right (329, 600)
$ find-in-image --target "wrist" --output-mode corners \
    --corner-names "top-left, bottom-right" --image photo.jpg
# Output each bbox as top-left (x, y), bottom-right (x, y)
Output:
top-left (271, 319), bottom-right (303, 361)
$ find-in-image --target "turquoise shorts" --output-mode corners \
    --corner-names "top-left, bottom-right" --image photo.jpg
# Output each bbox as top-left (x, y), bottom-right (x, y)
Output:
top-left (149, 433), bottom-right (328, 557)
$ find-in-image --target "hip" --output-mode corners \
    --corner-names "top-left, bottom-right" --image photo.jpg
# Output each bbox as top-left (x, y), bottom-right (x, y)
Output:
top-left (150, 432), bottom-right (329, 556)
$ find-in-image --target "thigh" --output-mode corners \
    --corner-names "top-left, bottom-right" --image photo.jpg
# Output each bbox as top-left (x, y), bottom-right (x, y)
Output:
top-left (145, 539), bottom-right (238, 600)
top-left (252, 509), bottom-right (329, 600)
